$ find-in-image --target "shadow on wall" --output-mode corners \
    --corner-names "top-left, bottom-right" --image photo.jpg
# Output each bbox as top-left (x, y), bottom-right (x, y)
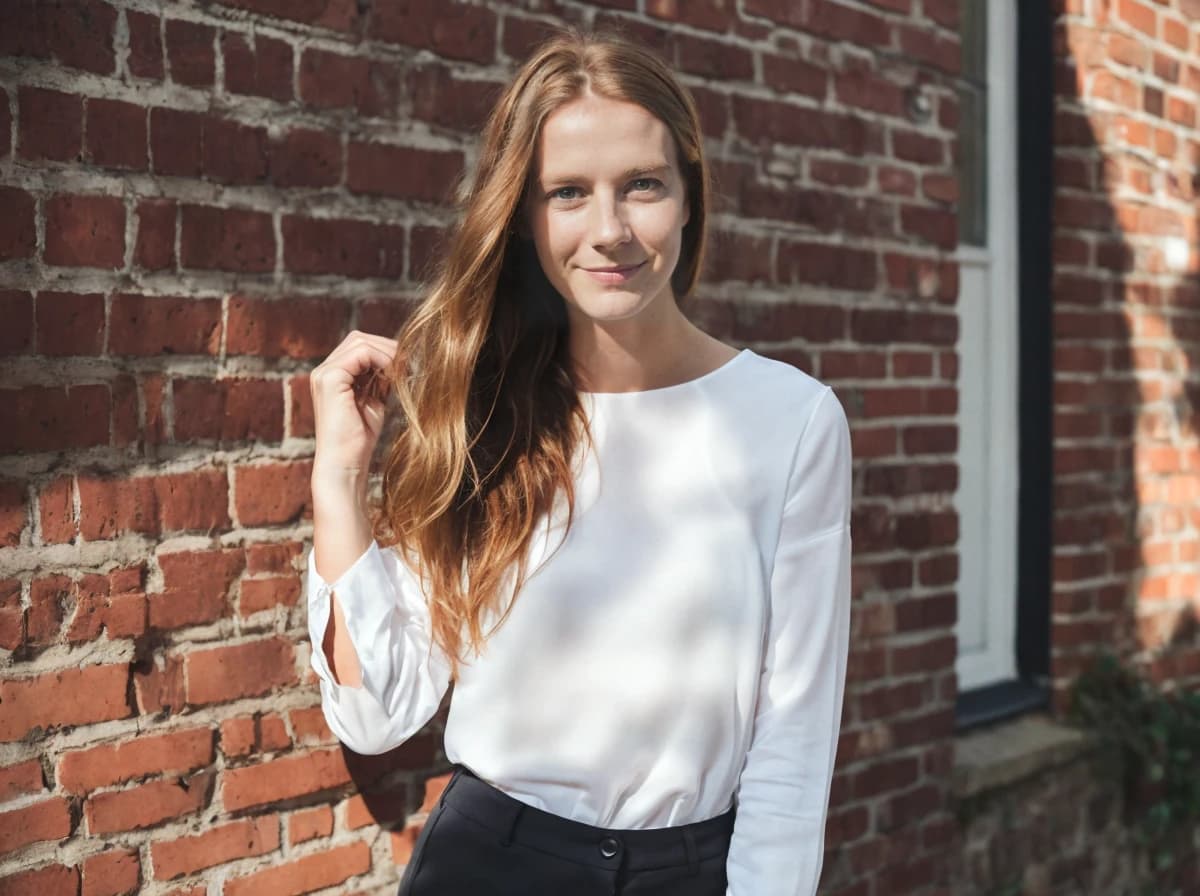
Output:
top-left (1052, 18), bottom-right (1200, 700)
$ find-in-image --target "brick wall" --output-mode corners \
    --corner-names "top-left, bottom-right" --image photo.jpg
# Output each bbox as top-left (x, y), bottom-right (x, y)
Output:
top-left (1050, 0), bottom-right (1200, 704)
top-left (2, 1), bottom-right (1194, 895)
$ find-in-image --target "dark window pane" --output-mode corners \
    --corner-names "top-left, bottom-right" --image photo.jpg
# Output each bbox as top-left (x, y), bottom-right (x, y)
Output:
top-left (958, 0), bottom-right (988, 247)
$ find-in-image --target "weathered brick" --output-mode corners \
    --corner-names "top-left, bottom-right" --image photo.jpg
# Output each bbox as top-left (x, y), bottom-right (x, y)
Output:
top-left (81, 847), bottom-right (140, 896)
top-left (0, 863), bottom-right (79, 896)
top-left (407, 64), bottom-right (500, 133)
top-left (134, 199), bottom-right (176, 270)
top-left (149, 107), bottom-right (204, 176)
top-left (0, 479), bottom-right (26, 547)
top-left (0, 801), bottom-right (71, 854)
top-left (36, 291), bottom-right (105, 356)
top-left (203, 117), bottom-right (269, 185)
top-left (281, 216), bottom-right (404, 278)
top-left (224, 841), bottom-right (370, 896)
top-left (0, 759), bottom-right (44, 802)
top-left (0, 188), bottom-right (36, 261)
top-left (27, 574), bottom-right (69, 644)
top-left (222, 32), bottom-right (293, 101)
top-left (233, 460), bottom-right (313, 526)
top-left (239, 577), bottom-right (300, 615)
top-left (226, 295), bottom-right (350, 359)
top-left (150, 816), bottom-right (279, 880)
top-left (165, 18), bottom-right (215, 86)
top-left (43, 195), bottom-right (125, 269)
top-left (298, 49), bottom-right (398, 116)
top-left (0, 0), bottom-right (117, 74)
top-left (346, 142), bottom-right (462, 203)
top-left (59, 728), bottom-right (213, 795)
top-left (180, 205), bottom-right (275, 273)
top-left (0, 664), bottom-right (130, 741)
top-left (38, 477), bottom-right (75, 543)
top-left (108, 294), bottom-right (221, 356)
top-left (185, 636), bottom-right (296, 707)
top-left (270, 128), bottom-right (342, 188)
top-left (18, 87), bottom-right (82, 161)
top-left (173, 378), bottom-right (284, 443)
top-left (0, 385), bottom-right (110, 454)
top-left (152, 548), bottom-right (244, 630)
top-left (221, 748), bottom-right (351, 812)
top-left (126, 10), bottom-right (163, 79)
top-left (0, 291), bottom-right (32, 354)
top-left (288, 805), bottom-right (333, 844)
top-left (246, 541), bottom-right (303, 575)
top-left (370, 0), bottom-right (496, 63)
top-left (85, 772), bottom-right (214, 835)
top-left (211, 0), bottom-right (359, 33)
top-left (85, 98), bottom-right (147, 170)
top-left (132, 653), bottom-right (185, 715)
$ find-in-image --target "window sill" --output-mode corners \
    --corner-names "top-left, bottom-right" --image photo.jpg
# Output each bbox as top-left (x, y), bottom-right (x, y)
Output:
top-left (951, 712), bottom-right (1095, 800)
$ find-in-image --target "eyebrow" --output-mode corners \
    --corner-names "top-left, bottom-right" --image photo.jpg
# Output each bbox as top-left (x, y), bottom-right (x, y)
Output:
top-left (539, 163), bottom-right (673, 190)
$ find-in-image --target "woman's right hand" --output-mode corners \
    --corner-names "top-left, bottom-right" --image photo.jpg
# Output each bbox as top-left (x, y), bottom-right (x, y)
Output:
top-left (309, 330), bottom-right (399, 484)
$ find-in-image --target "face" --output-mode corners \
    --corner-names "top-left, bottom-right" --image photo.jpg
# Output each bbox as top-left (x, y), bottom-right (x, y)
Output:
top-left (526, 92), bottom-right (690, 328)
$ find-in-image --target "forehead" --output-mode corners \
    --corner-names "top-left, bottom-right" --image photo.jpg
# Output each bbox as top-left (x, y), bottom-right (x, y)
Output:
top-left (535, 93), bottom-right (676, 180)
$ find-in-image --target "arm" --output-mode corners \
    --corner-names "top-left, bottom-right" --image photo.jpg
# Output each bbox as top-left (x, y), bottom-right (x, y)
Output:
top-left (726, 387), bottom-right (853, 896)
top-left (307, 478), bottom-right (452, 756)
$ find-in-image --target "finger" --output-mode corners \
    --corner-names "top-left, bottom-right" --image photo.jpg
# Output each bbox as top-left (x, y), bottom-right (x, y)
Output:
top-left (314, 343), bottom-right (396, 390)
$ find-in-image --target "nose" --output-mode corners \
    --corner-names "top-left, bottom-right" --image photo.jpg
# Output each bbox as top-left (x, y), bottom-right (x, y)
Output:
top-left (589, 193), bottom-right (631, 250)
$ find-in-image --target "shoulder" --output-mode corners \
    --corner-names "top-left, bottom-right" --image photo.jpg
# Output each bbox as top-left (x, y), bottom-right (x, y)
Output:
top-left (735, 351), bottom-right (846, 431)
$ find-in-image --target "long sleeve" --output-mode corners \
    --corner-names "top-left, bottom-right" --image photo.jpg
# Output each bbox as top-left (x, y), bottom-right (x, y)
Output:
top-left (305, 540), bottom-right (452, 755)
top-left (726, 387), bottom-right (853, 896)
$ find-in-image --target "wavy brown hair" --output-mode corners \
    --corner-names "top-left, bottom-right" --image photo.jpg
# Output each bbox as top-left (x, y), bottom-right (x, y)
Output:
top-left (372, 28), bottom-right (711, 681)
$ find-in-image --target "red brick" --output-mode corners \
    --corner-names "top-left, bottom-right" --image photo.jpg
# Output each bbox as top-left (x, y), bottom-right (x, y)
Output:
top-left (246, 541), bottom-right (302, 575)
top-left (407, 64), bottom-right (501, 133)
top-left (132, 653), bottom-right (185, 715)
top-left (0, 384), bottom-right (110, 454)
top-left (149, 107), bottom-right (204, 176)
top-left (59, 728), bottom-right (213, 795)
top-left (282, 216), bottom-right (403, 278)
top-left (298, 49), bottom-right (398, 116)
top-left (126, 10), bottom-right (163, 79)
top-left (0, 863), bottom-right (79, 896)
top-left (151, 816), bottom-right (279, 880)
top-left (222, 32), bottom-right (293, 101)
top-left (0, 797), bottom-right (72, 855)
top-left (761, 53), bottom-right (827, 99)
top-left (203, 116), bottom-right (269, 185)
top-left (39, 477), bottom-right (76, 543)
top-left (185, 636), bottom-right (296, 708)
top-left (82, 848), bottom-right (140, 896)
top-left (86, 98), bottom-right (147, 170)
top-left (289, 706), bottom-right (334, 745)
top-left (156, 470), bottom-right (233, 532)
top-left (0, 759), bottom-right (44, 802)
top-left (0, 0), bottom-right (117, 74)
top-left (226, 295), bottom-right (350, 359)
top-left (345, 788), bottom-right (407, 830)
top-left (165, 19), bottom-right (215, 86)
top-left (346, 142), bottom-right (462, 203)
top-left (35, 291), bottom-right (105, 356)
top-left (369, 0), bottom-right (496, 63)
top-left (0, 87), bottom-right (9, 159)
top-left (0, 479), bottom-right (25, 547)
top-left (288, 375), bottom-right (315, 438)
top-left (43, 195), bottom-right (125, 269)
top-left (233, 460), bottom-right (313, 526)
top-left (0, 188), bottom-right (36, 260)
top-left (289, 805), bottom-right (334, 844)
top-left (77, 475), bottom-right (159, 540)
top-left (135, 199), bottom-right (176, 270)
top-left (18, 87), bottom-right (82, 161)
top-left (27, 574), bottom-right (69, 644)
top-left (0, 664), bottom-right (130, 741)
top-left (0, 291), bottom-right (32, 353)
top-left (173, 378), bottom-right (284, 443)
top-left (152, 548), bottom-right (244, 630)
top-left (222, 748), bottom-right (348, 812)
top-left (224, 841), bottom-right (370, 896)
top-left (180, 205), bottom-right (275, 273)
top-left (66, 588), bottom-right (148, 642)
top-left (220, 717), bottom-right (257, 758)
top-left (108, 294), bottom-right (221, 356)
top-left (270, 128), bottom-right (342, 187)
top-left (646, 0), bottom-right (731, 32)
top-left (85, 772), bottom-right (214, 835)
top-left (0, 581), bottom-right (22, 650)
top-left (212, 0), bottom-right (359, 33)
top-left (239, 577), bottom-right (300, 615)
top-left (778, 241), bottom-right (877, 291)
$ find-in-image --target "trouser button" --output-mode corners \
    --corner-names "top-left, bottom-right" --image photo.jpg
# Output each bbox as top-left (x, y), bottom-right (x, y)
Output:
top-left (599, 837), bottom-right (619, 858)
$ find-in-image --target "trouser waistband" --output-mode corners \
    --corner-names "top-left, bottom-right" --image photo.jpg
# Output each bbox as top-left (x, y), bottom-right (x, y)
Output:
top-left (438, 765), bottom-right (736, 872)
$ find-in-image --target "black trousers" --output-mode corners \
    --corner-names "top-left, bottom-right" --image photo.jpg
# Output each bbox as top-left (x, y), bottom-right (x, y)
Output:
top-left (398, 765), bottom-right (736, 896)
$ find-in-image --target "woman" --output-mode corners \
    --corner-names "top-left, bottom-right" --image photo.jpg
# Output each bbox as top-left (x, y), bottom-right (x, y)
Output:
top-left (306, 28), bottom-right (852, 896)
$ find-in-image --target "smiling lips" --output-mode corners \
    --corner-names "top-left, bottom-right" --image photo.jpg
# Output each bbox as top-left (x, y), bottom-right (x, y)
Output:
top-left (582, 261), bottom-right (646, 284)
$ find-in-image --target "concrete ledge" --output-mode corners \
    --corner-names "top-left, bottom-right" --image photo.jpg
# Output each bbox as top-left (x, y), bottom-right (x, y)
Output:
top-left (952, 712), bottom-right (1096, 800)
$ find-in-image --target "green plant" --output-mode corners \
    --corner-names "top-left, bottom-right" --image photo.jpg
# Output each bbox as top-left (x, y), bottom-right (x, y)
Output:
top-left (1069, 651), bottom-right (1200, 881)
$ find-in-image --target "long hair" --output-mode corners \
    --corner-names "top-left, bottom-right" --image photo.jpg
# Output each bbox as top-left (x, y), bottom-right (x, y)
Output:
top-left (373, 28), bottom-right (711, 681)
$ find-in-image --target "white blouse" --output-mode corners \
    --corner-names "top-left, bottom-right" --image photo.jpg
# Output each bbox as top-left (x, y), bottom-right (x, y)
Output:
top-left (306, 348), bottom-right (852, 896)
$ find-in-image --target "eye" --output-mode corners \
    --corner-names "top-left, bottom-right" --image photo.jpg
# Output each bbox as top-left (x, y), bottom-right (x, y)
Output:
top-left (549, 186), bottom-right (582, 201)
top-left (629, 177), bottom-right (663, 193)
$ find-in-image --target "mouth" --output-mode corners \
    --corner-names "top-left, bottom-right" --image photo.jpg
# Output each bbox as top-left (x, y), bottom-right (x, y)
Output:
top-left (581, 261), bottom-right (646, 283)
